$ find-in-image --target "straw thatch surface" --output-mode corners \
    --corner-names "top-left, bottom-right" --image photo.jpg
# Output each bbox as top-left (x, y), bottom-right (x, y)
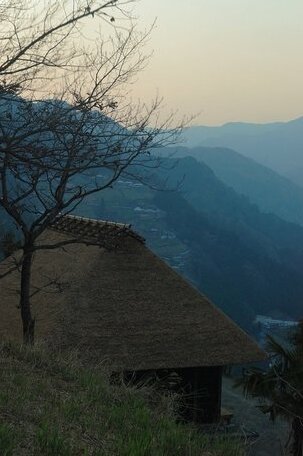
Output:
top-left (0, 216), bottom-right (265, 370)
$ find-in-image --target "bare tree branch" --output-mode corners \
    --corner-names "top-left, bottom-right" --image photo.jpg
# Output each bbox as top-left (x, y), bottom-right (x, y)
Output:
top-left (0, 0), bottom-right (187, 344)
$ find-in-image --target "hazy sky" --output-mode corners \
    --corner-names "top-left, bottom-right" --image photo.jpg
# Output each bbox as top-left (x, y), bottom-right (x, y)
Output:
top-left (129, 0), bottom-right (303, 125)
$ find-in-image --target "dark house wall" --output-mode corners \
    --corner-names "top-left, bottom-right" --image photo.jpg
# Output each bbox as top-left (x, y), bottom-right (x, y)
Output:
top-left (178, 366), bottom-right (222, 423)
top-left (123, 365), bottom-right (223, 424)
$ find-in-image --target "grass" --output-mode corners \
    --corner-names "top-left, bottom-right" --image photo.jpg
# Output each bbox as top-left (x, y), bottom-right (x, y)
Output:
top-left (0, 342), bottom-right (245, 455)
top-left (0, 423), bottom-right (15, 456)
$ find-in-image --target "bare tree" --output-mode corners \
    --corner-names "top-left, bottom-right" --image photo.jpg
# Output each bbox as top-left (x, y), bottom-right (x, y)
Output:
top-left (0, 0), bottom-right (183, 344)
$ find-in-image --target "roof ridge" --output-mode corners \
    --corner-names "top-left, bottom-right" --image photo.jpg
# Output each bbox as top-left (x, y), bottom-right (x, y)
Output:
top-left (50, 214), bottom-right (145, 244)
top-left (62, 214), bottom-right (130, 228)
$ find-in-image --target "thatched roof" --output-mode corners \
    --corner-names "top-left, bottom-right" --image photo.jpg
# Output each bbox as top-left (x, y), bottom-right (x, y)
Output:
top-left (0, 215), bottom-right (265, 370)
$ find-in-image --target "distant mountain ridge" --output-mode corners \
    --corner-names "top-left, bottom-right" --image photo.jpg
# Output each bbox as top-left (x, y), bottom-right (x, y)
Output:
top-left (167, 145), bottom-right (303, 227)
top-left (182, 117), bottom-right (303, 186)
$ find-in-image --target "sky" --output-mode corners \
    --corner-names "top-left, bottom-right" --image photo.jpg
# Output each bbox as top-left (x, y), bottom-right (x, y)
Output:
top-left (127, 0), bottom-right (303, 125)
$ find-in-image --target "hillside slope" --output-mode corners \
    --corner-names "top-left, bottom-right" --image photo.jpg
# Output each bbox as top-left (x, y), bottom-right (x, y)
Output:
top-left (168, 145), bottom-right (303, 226)
top-left (0, 343), bottom-right (243, 456)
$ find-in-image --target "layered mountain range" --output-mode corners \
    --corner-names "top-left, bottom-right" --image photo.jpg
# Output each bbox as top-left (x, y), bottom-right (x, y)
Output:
top-left (182, 117), bottom-right (303, 187)
top-left (168, 145), bottom-right (303, 226)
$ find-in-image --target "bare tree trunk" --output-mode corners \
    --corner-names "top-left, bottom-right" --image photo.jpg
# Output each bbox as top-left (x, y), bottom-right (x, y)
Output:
top-left (292, 417), bottom-right (303, 456)
top-left (20, 247), bottom-right (35, 345)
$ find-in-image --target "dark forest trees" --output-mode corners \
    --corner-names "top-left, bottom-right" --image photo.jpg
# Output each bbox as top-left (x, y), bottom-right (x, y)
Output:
top-left (0, 0), bottom-right (182, 343)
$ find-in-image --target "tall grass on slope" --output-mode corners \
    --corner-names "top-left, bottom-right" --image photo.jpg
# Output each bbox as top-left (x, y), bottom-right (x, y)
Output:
top-left (0, 342), bottom-right (244, 455)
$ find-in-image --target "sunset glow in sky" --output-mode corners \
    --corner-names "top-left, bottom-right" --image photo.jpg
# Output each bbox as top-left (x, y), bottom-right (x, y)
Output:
top-left (130, 0), bottom-right (303, 125)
